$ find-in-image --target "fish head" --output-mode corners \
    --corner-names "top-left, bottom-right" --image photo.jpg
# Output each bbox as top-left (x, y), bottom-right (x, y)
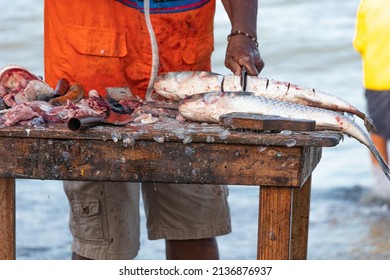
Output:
top-left (178, 91), bottom-right (226, 123)
top-left (0, 65), bottom-right (53, 105)
top-left (153, 72), bottom-right (183, 100)
top-left (0, 65), bottom-right (42, 93)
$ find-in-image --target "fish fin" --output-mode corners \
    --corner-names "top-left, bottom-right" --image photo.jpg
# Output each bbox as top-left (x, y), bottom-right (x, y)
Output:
top-left (364, 117), bottom-right (376, 133)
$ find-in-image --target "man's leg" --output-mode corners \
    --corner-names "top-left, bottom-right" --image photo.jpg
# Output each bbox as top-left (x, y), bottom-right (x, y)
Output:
top-left (64, 181), bottom-right (141, 260)
top-left (142, 183), bottom-right (231, 260)
top-left (370, 132), bottom-right (388, 164)
top-left (72, 252), bottom-right (91, 260)
top-left (166, 238), bottom-right (219, 260)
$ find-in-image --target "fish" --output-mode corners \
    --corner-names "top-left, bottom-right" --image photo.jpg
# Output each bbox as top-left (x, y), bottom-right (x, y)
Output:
top-left (153, 71), bottom-right (223, 101)
top-left (153, 71), bottom-right (374, 132)
top-left (178, 91), bottom-right (390, 181)
top-left (222, 74), bottom-right (374, 132)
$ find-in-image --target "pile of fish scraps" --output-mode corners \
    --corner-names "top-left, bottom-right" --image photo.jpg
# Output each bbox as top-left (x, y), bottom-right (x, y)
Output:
top-left (0, 65), bottom-right (177, 129)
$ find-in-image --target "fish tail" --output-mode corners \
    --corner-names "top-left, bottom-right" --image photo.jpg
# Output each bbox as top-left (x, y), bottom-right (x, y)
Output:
top-left (364, 116), bottom-right (376, 133)
top-left (344, 119), bottom-right (390, 181)
top-left (369, 142), bottom-right (390, 181)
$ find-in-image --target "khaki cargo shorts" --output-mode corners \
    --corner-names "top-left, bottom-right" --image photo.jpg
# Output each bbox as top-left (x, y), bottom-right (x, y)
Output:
top-left (63, 181), bottom-right (231, 260)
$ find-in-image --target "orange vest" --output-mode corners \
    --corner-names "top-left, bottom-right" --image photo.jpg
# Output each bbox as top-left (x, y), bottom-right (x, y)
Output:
top-left (44, 0), bottom-right (215, 99)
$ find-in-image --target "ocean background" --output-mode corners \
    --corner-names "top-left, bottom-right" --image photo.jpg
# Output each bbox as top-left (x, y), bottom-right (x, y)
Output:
top-left (1, 0), bottom-right (390, 260)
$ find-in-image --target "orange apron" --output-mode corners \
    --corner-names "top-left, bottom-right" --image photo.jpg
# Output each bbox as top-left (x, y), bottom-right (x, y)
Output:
top-left (44, 0), bottom-right (216, 99)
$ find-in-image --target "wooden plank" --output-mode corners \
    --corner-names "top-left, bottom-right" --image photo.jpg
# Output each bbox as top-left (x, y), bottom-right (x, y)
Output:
top-left (0, 123), bottom-right (342, 148)
top-left (290, 176), bottom-right (312, 259)
top-left (0, 137), bottom-right (322, 187)
top-left (219, 113), bottom-right (316, 132)
top-left (0, 178), bottom-right (15, 260)
top-left (299, 146), bottom-right (322, 185)
top-left (257, 186), bottom-right (293, 259)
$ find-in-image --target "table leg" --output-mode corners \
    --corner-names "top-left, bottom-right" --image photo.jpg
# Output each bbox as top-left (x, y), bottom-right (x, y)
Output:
top-left (0, 178), bottom-right (16, 260)
top-left (257, 176), bottom-right (312, 260)
top-left (290, 175), bottom-right (311, 260)
top-left (257, 186), bottom-right (293, 260)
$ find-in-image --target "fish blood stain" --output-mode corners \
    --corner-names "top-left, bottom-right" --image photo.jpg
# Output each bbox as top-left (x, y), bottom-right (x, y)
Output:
top-left (335, 116), bottom-right (343, 127)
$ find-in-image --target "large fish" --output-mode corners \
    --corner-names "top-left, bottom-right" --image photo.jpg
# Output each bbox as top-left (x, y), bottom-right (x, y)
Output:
top-left (178, 91), bottom-right (390, 181)
top-left (153, 71), bottom-right (374, 131)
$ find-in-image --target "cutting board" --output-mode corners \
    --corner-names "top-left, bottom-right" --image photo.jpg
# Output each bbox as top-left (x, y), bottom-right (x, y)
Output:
top-left (219, 112), bottom-right (316, 132)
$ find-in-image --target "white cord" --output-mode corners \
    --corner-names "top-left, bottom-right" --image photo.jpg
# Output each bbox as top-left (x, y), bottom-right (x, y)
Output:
top-left (144, 0), bottom-right (159, 100)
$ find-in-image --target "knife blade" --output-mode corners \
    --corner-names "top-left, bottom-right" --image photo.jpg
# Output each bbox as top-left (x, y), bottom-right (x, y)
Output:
top-left (240, 66), bottom-right (248, 91)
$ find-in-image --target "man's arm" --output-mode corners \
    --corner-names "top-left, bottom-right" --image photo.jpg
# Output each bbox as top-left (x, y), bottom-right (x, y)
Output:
top-left (221, 0), bottom-right (264, 76)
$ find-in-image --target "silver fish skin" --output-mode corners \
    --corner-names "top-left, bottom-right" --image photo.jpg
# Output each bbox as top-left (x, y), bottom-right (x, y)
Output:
top-left (222, 74), bottom-right (374, 131)
top-left (154, 71), bottom-right (373, 131)
top-left (153, 71), bottom-right (223, 101)
top-left (178, 91), bottom-right (390, 181)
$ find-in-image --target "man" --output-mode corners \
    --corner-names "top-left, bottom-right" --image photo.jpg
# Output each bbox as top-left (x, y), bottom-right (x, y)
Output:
top-left (44, 0), bottom-right (264, 260)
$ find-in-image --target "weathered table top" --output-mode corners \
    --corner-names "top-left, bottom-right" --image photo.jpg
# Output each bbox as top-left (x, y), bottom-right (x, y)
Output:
top-left (0, 120), bottom-right (342, 260)
top-left (0, 121), bottom-right (342, 187)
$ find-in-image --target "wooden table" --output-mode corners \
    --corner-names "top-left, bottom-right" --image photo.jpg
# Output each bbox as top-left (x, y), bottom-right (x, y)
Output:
top-left (0, 121), bottom-right (341, 260)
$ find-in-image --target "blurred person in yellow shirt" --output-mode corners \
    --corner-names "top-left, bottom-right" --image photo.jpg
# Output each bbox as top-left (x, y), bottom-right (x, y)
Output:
top-left (354, 0), bottom-right (390, 199)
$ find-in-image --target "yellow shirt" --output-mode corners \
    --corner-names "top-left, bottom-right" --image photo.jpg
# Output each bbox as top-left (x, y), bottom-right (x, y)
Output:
top-left (353, 0), bottom-right (390, 90)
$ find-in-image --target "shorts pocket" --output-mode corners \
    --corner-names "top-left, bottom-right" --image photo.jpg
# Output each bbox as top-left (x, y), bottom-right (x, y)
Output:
top-left (70, 200), bottom-right (109, 244)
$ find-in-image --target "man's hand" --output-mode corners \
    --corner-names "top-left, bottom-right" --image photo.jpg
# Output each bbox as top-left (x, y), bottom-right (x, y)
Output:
top-left (221, 0), bottom-right (264, 76)
top-left (225, 34), bottom-right (265, 76)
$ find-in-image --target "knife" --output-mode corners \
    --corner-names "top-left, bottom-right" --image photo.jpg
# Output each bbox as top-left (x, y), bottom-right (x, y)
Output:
top-left (240, 66), bottom-right (248, 91)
